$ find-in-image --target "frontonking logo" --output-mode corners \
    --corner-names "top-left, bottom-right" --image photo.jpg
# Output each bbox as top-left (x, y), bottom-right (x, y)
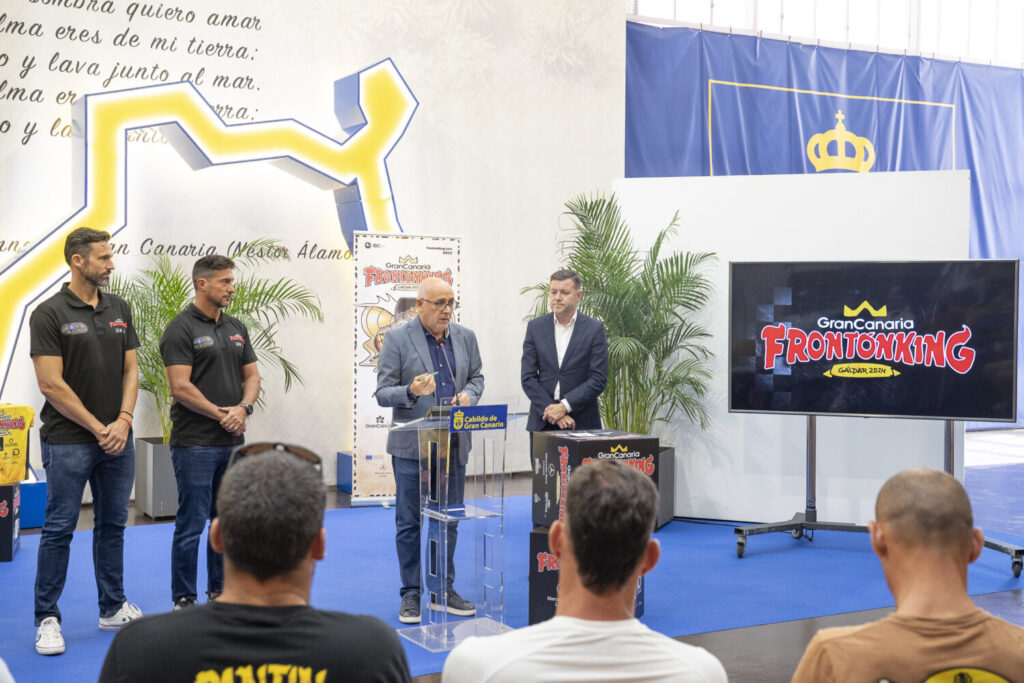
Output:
top-left (761, 302), bottom-right (977, 378)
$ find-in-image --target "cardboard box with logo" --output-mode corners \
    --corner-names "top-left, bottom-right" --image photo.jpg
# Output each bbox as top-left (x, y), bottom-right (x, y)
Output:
top-left (0, 483), bottom-right (20, 562)
top-left (531, 430), bottom-right (670, 528)
top-left (0, 405), bottom-right (33, 561)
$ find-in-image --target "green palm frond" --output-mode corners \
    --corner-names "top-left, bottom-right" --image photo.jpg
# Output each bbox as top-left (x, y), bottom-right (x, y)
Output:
top-left (519, 283), bottom-right (552, 321)
top-left (108, 240), bottom-right (324, 442)
top-left (230, 276), bottom-right (324, 324)
top-left (525, 193), bottom-right (716, 434)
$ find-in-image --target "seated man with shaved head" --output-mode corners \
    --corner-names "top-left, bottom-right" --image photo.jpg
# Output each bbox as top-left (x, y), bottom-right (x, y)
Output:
top-left (793, 468), bottom-right (1024, 682)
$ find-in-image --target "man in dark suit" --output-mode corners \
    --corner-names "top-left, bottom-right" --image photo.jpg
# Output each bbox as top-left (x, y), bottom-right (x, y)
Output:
top-left (376, 277), bottom-right (485, 625)
top-left (521, 269), bottom-right (608, 433)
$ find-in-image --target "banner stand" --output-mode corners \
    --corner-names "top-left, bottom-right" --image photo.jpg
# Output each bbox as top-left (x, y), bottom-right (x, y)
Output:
top-left (351, 232), bottom-right (461, 505)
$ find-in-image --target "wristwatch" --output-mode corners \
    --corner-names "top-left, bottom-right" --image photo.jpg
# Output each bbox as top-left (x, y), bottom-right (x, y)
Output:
top-left (239, 402), bottom-right (254, 416)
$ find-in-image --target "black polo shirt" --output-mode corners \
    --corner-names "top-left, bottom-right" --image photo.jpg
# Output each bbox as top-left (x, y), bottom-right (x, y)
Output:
top-left (160, 304), bottom-right (257, 447)
top-left (29, 283), bottom-right (139, 444)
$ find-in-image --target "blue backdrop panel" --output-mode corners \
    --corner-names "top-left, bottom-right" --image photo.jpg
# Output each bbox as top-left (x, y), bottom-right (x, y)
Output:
top-left (625, 23), bottom-right (1024, 427)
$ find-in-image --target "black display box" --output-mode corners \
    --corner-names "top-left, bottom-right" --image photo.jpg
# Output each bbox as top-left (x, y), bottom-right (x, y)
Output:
top-left (528, 527), bottom-right (559, 625)
top-left (0, 482), bottom-right (21, 562)
top-left (531, 430), bottom-right (662, 528)
top-left (656, 446), bottom-right (675, 529)
top-left (528, 526), bottom-right (644, 625)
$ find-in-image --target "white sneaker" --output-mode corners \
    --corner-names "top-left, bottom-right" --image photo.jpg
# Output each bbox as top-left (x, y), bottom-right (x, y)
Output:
top-left (35, 617), bottom-right (65, 655)
top-left (98, 601), bottom-right (143, 631)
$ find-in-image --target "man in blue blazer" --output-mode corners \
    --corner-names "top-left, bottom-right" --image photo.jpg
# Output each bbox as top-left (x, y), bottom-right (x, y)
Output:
top-left (521, 269), bottom-right (608, 434)
top-left (376, 277), bottom-right (484, 625)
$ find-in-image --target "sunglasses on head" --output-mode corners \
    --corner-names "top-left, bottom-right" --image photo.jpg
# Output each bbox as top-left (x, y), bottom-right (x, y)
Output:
top-left (228, 442), bottom-right (323, 473)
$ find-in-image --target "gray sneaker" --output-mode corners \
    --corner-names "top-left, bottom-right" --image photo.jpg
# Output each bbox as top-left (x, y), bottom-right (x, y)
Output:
top-left (99, 601), bottom-right (142, 631)
top-left (430, 589), bottom-right (476, 617)
top-left (399, 592), bottom-right (421, 624)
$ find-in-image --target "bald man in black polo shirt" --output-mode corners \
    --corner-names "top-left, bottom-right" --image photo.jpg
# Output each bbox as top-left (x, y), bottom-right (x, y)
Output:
top-left (160, 254), bottom-right (260, 611)
top-left (30, 227), bottom-right (142, 656)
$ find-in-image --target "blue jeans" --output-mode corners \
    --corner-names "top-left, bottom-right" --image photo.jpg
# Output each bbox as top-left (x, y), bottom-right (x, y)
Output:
top-left (393, 454), bottom-right (465, 600)
top-left (35, 438), bottom-right (135, 625)
top-left (170, 446), bottom-right (232, 602)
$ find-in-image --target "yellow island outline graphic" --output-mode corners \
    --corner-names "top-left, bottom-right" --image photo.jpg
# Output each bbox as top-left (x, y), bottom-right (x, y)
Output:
top-left (0, 58), bottom-right (417, 396)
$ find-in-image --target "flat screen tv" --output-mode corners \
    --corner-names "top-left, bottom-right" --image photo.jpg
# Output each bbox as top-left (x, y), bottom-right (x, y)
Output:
top-left (729, 261), bottom-right (1018, 421)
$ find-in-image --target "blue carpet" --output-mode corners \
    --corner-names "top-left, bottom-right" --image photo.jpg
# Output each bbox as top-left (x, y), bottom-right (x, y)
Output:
top-left (966, 463), bottom-right (1024, 537)
top-left (1, 495), bottom-right (1020, 681)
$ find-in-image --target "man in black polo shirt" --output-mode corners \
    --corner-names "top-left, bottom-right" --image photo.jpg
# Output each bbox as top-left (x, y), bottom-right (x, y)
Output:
top-left (160, 254), bottom-right (260, 610)
top-left (30, 227), bottom-right (143, 656)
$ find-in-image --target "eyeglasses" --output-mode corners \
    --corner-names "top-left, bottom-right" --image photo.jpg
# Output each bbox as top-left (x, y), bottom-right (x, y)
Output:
top-left (228, 442), bottom-right (322, 473)
top-left (418, 298), bottom-right (459, 311)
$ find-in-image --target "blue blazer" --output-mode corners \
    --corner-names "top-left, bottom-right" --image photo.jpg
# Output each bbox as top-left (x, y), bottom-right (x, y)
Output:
top-left (375, 317), bottom-right (485, 464)
top-left (521, 312), bottom-right (608, 432)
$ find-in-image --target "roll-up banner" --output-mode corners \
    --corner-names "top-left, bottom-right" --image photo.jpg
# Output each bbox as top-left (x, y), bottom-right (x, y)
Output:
top-left (351, 232), bottom-right (461, 504)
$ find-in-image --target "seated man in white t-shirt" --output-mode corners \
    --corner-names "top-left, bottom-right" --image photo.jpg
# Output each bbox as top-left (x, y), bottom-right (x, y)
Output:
top-left (442, 459), bottom-right (727, 683)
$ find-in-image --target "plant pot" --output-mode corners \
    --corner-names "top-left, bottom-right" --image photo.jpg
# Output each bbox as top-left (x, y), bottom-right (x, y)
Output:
top-left (135, 436), bottom-right (178, 519)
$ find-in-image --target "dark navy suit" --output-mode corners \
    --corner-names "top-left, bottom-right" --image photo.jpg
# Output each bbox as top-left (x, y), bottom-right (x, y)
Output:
top-left (521, 312), bottom-right (608, 431)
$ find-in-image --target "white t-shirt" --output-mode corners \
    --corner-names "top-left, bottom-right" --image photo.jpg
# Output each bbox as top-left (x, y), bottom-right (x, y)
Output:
top-left (442, 616), bottom-right (727, 683)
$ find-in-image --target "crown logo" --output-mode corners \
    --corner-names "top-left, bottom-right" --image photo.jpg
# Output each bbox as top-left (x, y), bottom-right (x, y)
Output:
top-left (843, 301), bottom-right (887, 317)
top-left (398, 255), bottom-right (418, 264)
top-left (806, 110), bottom-right (875, 173)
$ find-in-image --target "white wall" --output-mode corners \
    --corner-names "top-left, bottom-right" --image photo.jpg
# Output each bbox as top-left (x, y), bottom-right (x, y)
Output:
top-left (0, 1), bottom-right (625, 484)
top-left (613, 170), bottom-right (970, 524)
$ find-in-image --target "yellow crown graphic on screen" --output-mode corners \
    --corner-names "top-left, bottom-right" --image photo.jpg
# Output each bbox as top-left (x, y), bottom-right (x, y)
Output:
top-left (806, 110), bottom-right (875, 173)
top-left (843, 301), bottom-right (887, 317)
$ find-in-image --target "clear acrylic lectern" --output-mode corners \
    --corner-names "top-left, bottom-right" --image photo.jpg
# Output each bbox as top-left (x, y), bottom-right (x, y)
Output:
top-left (388, 404), bottom-right (517, 652)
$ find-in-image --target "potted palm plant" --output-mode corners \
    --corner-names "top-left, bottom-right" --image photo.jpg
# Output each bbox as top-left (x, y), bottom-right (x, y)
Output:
top-left (110, 239), bottom-right (324, 517)
top-left (524, 194), bottom-right (715, 434)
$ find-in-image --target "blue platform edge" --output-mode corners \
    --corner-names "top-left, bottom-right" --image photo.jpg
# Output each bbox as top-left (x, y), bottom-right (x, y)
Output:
top-left (21, 466), bottom-right (46, 529)
top-left (336, 452), bottom-right (352, 493)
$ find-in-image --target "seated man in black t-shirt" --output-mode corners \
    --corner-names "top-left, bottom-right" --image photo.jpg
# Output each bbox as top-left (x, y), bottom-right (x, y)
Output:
top-left (99, 444), bottom-right (412, 683)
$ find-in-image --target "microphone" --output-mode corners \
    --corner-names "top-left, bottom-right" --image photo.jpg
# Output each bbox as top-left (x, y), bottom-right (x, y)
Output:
top-left (438, 339), bottom-right (458, 405)
top-left (437, 339), bottom-right (462, 456)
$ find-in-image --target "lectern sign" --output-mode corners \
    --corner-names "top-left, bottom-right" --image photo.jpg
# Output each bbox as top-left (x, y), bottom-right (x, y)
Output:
top-left (450, 405), bottom-right (507, 432)
top-left (729, 261), bottom-right (1019, 421)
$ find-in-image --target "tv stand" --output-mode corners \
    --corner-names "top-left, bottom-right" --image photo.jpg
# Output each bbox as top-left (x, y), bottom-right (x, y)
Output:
top-left (733, 416), bottom-right (1023, 578)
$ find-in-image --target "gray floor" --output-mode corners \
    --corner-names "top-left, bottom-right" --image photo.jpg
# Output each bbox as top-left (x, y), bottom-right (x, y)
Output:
top-left (676, 587), bottom-right (1024, 683)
